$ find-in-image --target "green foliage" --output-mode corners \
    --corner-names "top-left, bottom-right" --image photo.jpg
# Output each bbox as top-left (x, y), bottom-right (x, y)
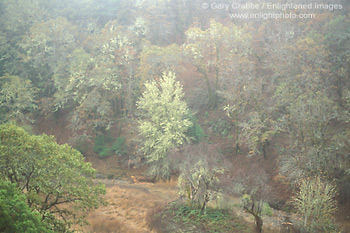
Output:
top-left (239, 113), bottom-right (278, 157)
top-left (111, 136), bottom-right (127, 156)
top-left (221, 66), bottom-right (279, 158)
top-left (1, 0), bottom-right (350, 220)
top-left (0, 32), bottom-right (21, 77)
top-left (175, 205), bottom-right (231, 226)
top-left (94, 133), bottom-right (127, 158)
top-left (137, 71), bottom-right (192, 179)
top-left (63, 45), bottom-right (122, 130)
top-left (93, 133), bottom-right (113, 157)
top-left (0, 123), bottom-right (106, 232)
top-left (185, 112), bottom-right (205, 143)
top-left (261, 202), bottom-right (273, 217)
top-left (209, 118), bottom-right (232, 137)
top-left (18, 17), bottom-right (80, 98)
top-left (0, 75), bottom-right (37, 124)
top-left (1, 0), bottom-right (48, 35)
top-left (0, 180), bottom-right (53, 233)
top-left (69, 22), bottom-right (137, 125)
top-left (291, 177), bottom-right (338, 232)
top-left (158, 202), bottom-right (248, 233)
top-left (325, 15), bottom-right (350, 95)
top-left (24, 19), bottom-right (139, 131)
top-left (183, 19), bottom-right (251, 109)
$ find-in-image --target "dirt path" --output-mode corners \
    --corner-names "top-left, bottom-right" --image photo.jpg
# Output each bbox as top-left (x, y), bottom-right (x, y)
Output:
top-left (82, 179), bottom-right (178, 233)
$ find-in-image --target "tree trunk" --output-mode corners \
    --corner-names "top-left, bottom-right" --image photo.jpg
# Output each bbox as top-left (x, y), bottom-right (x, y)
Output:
top-left (262, 142), bottom-right (267, 159)
top-left (200, 200), bottom-right (206, 215)
top-left (199, 69), bottom-right (217, 109)
top-left (200, 193), bottom-right (210, 215)
top-left (244, 206), bottom-right (263, 233)
top-left (255, 215), bottom-right (263, 233)
top-left (235, 140), bottom-right (240, 155)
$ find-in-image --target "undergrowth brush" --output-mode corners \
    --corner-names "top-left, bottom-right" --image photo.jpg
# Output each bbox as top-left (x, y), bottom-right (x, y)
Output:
top-left (148, 201), bottom-right (251, 233)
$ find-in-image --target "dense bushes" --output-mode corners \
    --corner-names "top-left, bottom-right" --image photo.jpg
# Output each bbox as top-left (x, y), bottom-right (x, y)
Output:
top-left (93, 133), bottom-right (127, 158)
top-left (185, 112), bottom-right (205, 142)
top-left (148, 201), bottom-right (250, 233)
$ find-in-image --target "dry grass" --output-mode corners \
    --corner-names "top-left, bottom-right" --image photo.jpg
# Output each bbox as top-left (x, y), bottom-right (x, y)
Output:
top-left (84, 155), bottom-right (125, 178)
top-left (78, 179), bottom-right (178, 233)
top-left (145, 205), bottom-right (167, 232)
top-left (88, 212), bottom-right (143, 233)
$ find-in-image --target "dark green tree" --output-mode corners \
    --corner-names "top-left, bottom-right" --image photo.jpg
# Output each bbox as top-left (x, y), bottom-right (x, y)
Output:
top-left (0, 123), bottom-right (105, 232)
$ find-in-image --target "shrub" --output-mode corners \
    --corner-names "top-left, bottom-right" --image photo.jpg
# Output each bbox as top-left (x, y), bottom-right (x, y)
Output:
top-left (93, 133), bottom-right (126, 158)
top-left (111, 136), bottom-right (127, 156)
top-left (170, 203), bottom-right (243, 232)
top-left (178, 159), bottom-right (224, 214)
top-left (209, 118), bottom-right (232, 137)
top-left (185, 112), bottom-right (205, 143)
top-left (93, 133), bottom-right (112, 156)
top-left (291, 177), bottom-right (337, 232)
top-left (261, 202), bottom-right (273, 217)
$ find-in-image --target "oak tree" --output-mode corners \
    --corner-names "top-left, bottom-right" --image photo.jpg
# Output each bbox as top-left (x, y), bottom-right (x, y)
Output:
top-left (0, 123), bottom-right (105, 232)
top-left (183, 19), bottom-right (251, 108)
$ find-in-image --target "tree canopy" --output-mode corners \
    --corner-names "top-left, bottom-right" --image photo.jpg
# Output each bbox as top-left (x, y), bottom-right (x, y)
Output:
top-left (0, 0), bottom-right (350, 231)
top-left (0, 123), bottom-right (105, 232)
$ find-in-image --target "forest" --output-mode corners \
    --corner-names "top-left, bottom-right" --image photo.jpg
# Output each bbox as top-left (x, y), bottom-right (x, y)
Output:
top-left (0, 0), bottom-right (350, 232)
